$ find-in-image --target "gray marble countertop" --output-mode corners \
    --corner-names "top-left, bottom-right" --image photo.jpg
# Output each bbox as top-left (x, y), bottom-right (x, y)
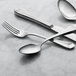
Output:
top-left (0, 0), bottom-right (76, 76)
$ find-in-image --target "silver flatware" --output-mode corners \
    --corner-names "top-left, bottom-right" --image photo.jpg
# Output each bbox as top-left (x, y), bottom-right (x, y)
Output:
top-left (2, 21), bottom-right (45, 38)
top-left (58, 0), bottom-right (76, 20)
top-left (2, 21), bottom-right (75, 49)
top-left (19, 25), bottom-right (76, 54)
top-left (14, 9), bottom-right (76, 41)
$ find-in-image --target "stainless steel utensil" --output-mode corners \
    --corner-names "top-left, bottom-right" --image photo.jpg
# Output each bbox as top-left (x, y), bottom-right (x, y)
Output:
top-left (58, 0), bottom-right (76, 20)
top-left (14, 9), bottom-right (76, 41)
top-left (2, 21), bottom-right (45, 38)
top-left (2, 21), bottom-right (75, 49)
top-left (19, 25), bottom-right (76, 54)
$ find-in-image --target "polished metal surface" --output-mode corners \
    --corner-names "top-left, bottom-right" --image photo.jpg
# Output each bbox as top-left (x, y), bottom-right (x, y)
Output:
top-left (15, 9), bottom-right (76, 41)
top-left (19, 25), bottom-right (76, 54)
top-left (58, 0), bottom-right (76, 20)
top-left (2, 21), bottom-right (75, 49)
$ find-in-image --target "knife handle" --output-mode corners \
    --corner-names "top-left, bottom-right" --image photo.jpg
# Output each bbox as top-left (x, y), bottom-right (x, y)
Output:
top-left (53, 38), bottom-right (75, 49)
top-left (14, 9), bottom-right (52, 28)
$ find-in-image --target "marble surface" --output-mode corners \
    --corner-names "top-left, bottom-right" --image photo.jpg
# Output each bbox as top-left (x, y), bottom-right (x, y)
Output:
top-left (0, 0), bottom-right (76, 76)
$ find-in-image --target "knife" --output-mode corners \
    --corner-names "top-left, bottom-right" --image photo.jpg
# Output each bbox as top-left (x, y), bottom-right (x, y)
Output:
top-left (14, 9), bottom-right (76, 42)
top-left (14, 9), bottom-right (76, 49)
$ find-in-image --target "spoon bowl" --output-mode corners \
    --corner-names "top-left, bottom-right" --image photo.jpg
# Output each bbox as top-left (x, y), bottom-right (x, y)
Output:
top-left (19, 44), bottom-right (41, 54)
top-left (58, 0), bottom-right (76, 20)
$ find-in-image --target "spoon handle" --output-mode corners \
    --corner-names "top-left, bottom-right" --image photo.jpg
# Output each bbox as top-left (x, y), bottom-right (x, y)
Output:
top-left (41, 25), bottom-right (76, 46)
top-left (28, 33), bottom-right (75, 49)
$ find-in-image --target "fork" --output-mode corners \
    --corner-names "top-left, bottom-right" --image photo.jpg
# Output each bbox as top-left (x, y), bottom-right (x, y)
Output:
top-left (2, 21), bottom-right (75, 49)
top-left (2, 21), bottom-right (46, 38)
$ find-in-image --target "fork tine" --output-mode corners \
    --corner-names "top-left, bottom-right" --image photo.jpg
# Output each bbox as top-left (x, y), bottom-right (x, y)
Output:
top-left (3, 21), bottom-right (19, 33)
top-left (2, 22), bottom-right (15, 34)
top-left (2, 21), bottom-right (19, 34)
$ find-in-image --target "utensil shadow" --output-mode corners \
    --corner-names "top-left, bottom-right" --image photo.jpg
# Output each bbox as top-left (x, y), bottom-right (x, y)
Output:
top-left (58, 16), bottom-right (76, 24)
top-left (4, 34), bottom-right (17, 39)
top-left (20, 52), bottom-right (41, 65)
top-left (4, 33), bottom-right (28, 40)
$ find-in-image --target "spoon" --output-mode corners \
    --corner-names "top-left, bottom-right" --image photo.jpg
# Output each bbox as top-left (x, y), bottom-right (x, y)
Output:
top-left (19, 25), bottom-right (76, 54)
top-left (2, 21), bottom-right (75, 49)
top-left (58, 0), bottom-right (76, 20)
